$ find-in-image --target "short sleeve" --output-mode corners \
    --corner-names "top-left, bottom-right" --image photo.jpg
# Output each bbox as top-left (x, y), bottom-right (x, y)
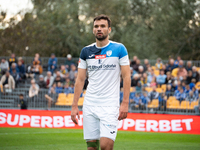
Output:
top-left (119, 44), bottom-right (129, 66)
top-left (78, 48), bottom-right (87, 69)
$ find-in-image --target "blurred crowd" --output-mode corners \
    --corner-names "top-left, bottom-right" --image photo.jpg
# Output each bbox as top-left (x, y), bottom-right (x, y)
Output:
top-left (0, 53), bottom-right (200, 110)
top-left (120, 56), bottom-right (200, 111)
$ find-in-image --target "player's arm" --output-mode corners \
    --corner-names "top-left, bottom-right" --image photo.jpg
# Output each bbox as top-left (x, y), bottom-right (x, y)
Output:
top-left (71, 68), bottom-right (86, 124)
top-left (118, 65), bottom-right (131, 120)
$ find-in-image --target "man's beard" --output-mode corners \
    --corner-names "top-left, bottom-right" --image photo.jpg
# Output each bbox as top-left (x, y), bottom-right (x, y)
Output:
top-left (95, 34), bottom-right (108, 41)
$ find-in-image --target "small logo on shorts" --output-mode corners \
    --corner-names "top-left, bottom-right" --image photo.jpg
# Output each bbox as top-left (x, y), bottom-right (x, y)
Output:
top-left (110, 131), bottom-right (115, 134)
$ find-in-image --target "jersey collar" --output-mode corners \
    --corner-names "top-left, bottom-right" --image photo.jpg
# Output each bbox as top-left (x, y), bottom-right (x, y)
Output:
top-left (95, 41), bottom-right (110, 49)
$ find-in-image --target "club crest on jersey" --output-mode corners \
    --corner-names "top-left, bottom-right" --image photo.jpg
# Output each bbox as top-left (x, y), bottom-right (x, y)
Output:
top-left (95, 54), bottom-right (106, 59)
top-left (106, 50), bottom-right (112, 56)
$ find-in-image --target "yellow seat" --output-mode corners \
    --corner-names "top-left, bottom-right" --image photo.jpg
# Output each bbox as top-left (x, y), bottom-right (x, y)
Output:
top-left (55, 93), bottom-right (67, 106)
top-left (154, 70), bottom-right (160, 76)
top-left (161, 84), bottom-right (166, 92)
top-left (156, 88), bottom-right (163, 93)
top-left (189, 101), bottom-right (199, 110)
top-left (179, 101), bottom-right (190, 109)
top-left (145, 87), bottom-right (152, 92)
top-left (151, 66), bottom-right (156, 71)
top-left (196, 67), bottom-right (200, 72)
top-left (148, 99), bottom-right (159, 108)
top-left (167, 100), bottom-right (180, 109)
top-left (195, 82), bottom-right (200, 90)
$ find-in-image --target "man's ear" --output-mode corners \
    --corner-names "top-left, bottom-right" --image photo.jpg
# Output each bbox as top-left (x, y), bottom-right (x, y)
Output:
top-left (108, 27), bottom-right (111, 34)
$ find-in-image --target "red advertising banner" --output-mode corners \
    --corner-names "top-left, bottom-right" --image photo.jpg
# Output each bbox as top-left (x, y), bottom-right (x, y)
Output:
top-left (0, 109), bottom-right (200, 134)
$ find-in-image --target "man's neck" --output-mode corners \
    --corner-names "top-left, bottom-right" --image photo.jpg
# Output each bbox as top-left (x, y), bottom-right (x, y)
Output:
top-left (96, 38), bottom-right (109, 48)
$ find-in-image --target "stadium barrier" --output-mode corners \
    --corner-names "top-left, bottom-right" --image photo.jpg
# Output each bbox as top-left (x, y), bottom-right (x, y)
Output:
top-left (0, 109), bottom-right (200, 134)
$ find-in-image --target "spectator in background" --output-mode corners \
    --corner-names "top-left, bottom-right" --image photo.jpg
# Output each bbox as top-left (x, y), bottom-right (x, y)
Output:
top-left (181, 81), bottom-right (186, 91)
top-left (174, 56), bottom-right (181, 66)
top-left (131, 74), bottom-right (139, 87)
top-left (38, 75), bottom-right (46, 89)
top-left (162, 64), bottom-right (167, 74)
top-left (166, 58), bottom-right (177, 72)
top-left (0, 71), bottom-right (15, 92)
top-left (147, 69), bottom-right (155, 86)
top-left (165, 71), bottom-right (173, 84)
top-left (192, 86), bottom-right (199, 100)
top-left (10, 63), bottom-right (20, 86)
top-left (64, 83), bottom-right (70, 95)
top-left (192, 66), bottom-right (199, 83)
top-left (186, 61), bottom-right (192, 71)
top-left (174, 86), bottom-right (186, 102)
top-left (35, 53), bottom-right (42, 64)
top-left (150, 76), bottom-right (157, 87)
top-left (141, 73), bottom-right (148, 87)
top-left (148, 86), bottom-right (159, 102)
top-left (165, 84), bottom-right (173, 98)
top-left (54, 71), bottom-right (64, 85)
top-left (18, 94), bottom-right (27, 110)
top-left (69, 64), bottom-right (77, 82)
top-left (172, 64), bottom-right (187, 79)
top-left (185, 84), bottom-right (192, 97)
top-left (133, 59), bottom-right (140, 72)
top-left (32, 56), bottom-right (42, 74)
top-left (44, 71), bottom-right (54, 88)
top-left (156, 70), bottom-right (167, 86)
top-left (55, 82), bottom-right (63, 94)
top-left (186, 91), bottom-right (197, 102)
top-left (10, 64), bottom-right (20, 87)
top-left (18, 57), bottom-right (24, 64)
top-left (0, 58), bottom-right (9, 75)
top-left (9, 63), bottom-right (19, 73)
top-left (68, 82), bottom-right (75, 93)
top-left (130, 93), bottom-right (140, 109)
top-left (143, 59), bottom-right (150, 72)
top-left (140, 92), bottom-right (150, 110)
top-left (48, 53), bottom-right (57, 74)
top-left (8, 53), bottom-right (17, 67)
top-left (65, 54), bottom-right (74, 71)
top-left (130, 56), bottom-right (138, 68)
top-left (171, 80), bottom-right (178, 92)
top-left (189, 78), bottom-right (196, 90)
top-left (158, 93), bottom-right (167, 111)
top-left (17, 60), bottom-right (26, 80)
top-left (60, 65), bottom-right (68, 78)
top-left (186, 70), bottom-right (193, 84)
top-left (29, 79), bottom-right (40, 98)
top-left (45, 83), bottom-right (57, 110)
top-left (146, 67), bottom-right (152, 76)
top-left (155, 58), bottom-right (163, 70)
top-left (138, 66), bottom-right (144, 76)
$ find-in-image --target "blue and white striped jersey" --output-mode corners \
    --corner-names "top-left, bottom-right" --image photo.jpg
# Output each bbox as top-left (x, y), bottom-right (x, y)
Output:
top-left (78, 41), bottom-right (129, 107)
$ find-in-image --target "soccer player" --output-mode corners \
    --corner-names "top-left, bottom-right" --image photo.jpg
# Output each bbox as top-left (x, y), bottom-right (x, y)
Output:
top-left (71, 14), bottom-right (130, 150)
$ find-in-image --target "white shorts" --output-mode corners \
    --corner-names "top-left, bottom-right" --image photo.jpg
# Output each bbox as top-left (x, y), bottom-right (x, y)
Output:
top-left (83, 105), bottom-right (119, 142)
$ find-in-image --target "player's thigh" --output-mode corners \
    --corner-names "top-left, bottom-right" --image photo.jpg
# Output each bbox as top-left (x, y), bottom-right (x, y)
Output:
top-left (99, 107), bottom-right (119, 141)
top-left (83, 105), bottom-right (100, 140)
top-left (100, 137), bottom-right (114, 150)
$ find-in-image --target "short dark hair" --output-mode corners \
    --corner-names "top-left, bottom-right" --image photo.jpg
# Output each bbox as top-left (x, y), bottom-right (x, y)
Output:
top-left (93, 14), bottom-right (111, 27)
top-left (19, 94), bottom-right (24, 97)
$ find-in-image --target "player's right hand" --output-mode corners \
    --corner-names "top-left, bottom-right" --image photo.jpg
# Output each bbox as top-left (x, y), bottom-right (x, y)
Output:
top-left (71, 105), bottom-right (80, 125)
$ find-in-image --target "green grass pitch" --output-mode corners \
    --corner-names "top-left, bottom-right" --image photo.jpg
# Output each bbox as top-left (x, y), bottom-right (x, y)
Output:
top-left (0, 128), bottom-right (200, 150)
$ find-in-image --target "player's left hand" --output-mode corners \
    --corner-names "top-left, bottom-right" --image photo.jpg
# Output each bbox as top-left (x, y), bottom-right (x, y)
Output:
top-left (71, 105), bottom-right (80, 125)
top-left (118, 102), bottom-right (128, 120)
